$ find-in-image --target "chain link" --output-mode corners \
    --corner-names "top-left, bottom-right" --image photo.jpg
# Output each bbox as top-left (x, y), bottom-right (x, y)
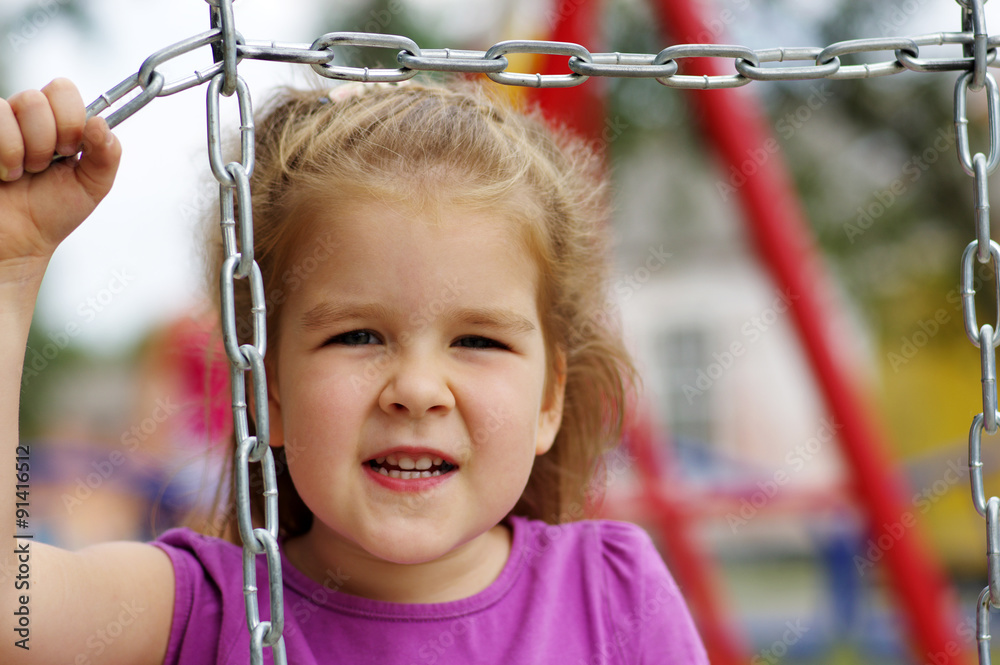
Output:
top-left (566, 51), bottom-right (678, 79)
top-left (735, 47), bottom-right (839, 82)
top-left (66, 0), bottom-right (1000, 661)
top-left (981, 586), bottom-right (995, 664)
top-left (989, 497), bottom-right (1000, 606)
top-left (310, 31), bottom-right (420, 82)
top-left (818, 37), bottom-right (918, 80)
top-left (957, 72), bottom-right (1000, 176)
top-left (239, 40), bottom-right (336, 66)
top-left (209, 0), bottom-right (239, 95)
top-left (484, 40), bottom-right (592, 88)
top-left (398, 48), bottom-right (508, 74)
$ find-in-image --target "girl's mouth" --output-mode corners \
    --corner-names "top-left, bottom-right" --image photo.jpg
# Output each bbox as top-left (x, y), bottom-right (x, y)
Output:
top-left (365, 454), bottom-right (457, 479)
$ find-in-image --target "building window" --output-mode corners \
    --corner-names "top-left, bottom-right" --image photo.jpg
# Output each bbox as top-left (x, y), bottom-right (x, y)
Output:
top-left (658, 326), bottom-right (713, 450)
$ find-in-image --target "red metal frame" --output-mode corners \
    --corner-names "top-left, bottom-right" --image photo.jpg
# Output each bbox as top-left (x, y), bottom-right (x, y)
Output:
top-left (532, 3), bottom-right (748, 663)
top-left (531, 0), bottom-right (970, 662)
top-left (648, 1), bottom-right (969, 663)
top-left (624, 409), bottom-right (750, 665)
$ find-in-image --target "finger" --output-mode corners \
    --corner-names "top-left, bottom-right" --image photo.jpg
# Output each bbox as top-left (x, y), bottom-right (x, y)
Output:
top-left (9, 89), bottom-right (57, 174)
top-left (75, 116), bottom-right (120, 203)
top-left (42, 78), bottom-right (85, 157)
top-left (0, 99), bottom-right (24, 182)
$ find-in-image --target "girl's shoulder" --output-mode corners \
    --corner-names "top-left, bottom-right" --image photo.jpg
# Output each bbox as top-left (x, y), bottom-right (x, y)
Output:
top-left (151, 526), bottom-right (244, 595)
top-left (510, 516), bottom-right (710, 663)
top-left (510, 515), bottom-right (680, 604)
top-left (149, 527), bottom-right (247, 665)
top-left (511, 514), bottom-right (666, 571)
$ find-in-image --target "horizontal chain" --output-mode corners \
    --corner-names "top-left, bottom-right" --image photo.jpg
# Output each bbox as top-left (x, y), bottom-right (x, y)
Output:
top-left (82, 29), bottom-right (1000, 128)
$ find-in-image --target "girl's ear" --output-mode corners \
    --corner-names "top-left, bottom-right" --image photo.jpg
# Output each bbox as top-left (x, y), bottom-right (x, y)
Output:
top-left (535, 348), bottom-right (567, 456)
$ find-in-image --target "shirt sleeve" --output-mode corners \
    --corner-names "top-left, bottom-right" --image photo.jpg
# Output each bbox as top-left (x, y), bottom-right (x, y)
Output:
top-left (150, 528), bottom-right (232, 665)
top-left (598, 520), bottom-right (710, 664)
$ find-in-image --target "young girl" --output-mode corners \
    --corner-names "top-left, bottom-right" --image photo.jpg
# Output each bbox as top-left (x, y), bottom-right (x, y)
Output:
top-left (0, 78), bottom-right (708, 664)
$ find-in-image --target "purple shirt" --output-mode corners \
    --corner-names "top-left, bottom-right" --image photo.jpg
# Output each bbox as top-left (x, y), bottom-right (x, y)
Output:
top-left (152, 516), bottom-right (709, 664)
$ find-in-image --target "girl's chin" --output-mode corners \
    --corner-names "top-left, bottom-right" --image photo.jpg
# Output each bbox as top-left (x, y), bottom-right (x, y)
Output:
top-left (359, 529), bottom-right (465, 565)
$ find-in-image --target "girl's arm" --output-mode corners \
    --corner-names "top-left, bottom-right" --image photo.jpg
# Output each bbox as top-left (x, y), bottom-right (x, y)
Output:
top-left (0, 79), bottom-right (175, 665)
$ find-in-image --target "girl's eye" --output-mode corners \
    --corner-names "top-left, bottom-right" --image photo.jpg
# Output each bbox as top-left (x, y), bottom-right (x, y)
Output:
top-left (328, 330), bottom-right (381, 346)
top-left (454, 336), bottom-right (509, 350)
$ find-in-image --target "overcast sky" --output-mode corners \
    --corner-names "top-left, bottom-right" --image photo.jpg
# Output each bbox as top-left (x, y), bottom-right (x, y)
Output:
top-left (0, 0), bottom-right (991, 352)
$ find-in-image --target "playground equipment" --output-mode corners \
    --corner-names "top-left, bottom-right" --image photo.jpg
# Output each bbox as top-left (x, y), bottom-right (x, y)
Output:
top-left (36, 0), bottom-right (1000, 662)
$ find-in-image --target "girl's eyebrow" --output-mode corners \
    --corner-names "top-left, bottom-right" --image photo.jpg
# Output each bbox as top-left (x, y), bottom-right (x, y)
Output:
top-left (300, 302), bottom-right (395, 331)
top-left (455, 307), bottom-right (536, 335)
top-left (299, 302), bottom-right (536, 335)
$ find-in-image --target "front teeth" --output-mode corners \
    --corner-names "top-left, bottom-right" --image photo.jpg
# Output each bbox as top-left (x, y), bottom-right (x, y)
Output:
top-left (386, 454), bottom-right (433, 470)
top-left (377, 468), bottom-right (444, 479)
top-left (370, 453), bottom-right (457, 480)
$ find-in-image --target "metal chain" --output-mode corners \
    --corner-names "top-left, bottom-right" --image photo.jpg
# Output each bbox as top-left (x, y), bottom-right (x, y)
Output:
top-left (83, 27), bottom-right (1000, 127)
top-left (69, 0), bottom-right (1000, 662)
top-left (959, 1), bottom-right (1000, 661)
top-left (208, 1), bottom-right (286, 660)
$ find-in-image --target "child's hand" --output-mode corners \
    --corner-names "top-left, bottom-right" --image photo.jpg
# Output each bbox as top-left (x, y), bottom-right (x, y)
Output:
top-left (0, 78), bottom-right (120, 279)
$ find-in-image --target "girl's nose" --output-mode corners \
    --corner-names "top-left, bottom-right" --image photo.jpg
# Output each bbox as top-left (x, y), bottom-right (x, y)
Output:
top-left (377, 349), bottom-right (455, 418)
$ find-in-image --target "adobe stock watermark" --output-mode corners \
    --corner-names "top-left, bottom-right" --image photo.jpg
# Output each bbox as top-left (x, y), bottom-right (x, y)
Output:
top-left (682, 288), bottom-right (800, 403)
top-left (7, 0), bottom-right (73, 52)
top-left (196, 436), bottom-right (308, 538)
top-left (751, 619), bottom-right (809, 665)
top-left (922, 616), bottom-right (976, 665)
top-left (716, 82), bottom-right (834, 203)
top-left (284, 566), bottom-right (351, 637)
top-left (519, 447), bottom-right (639, 568)
top-left (353, 0), bottom-right (407, 34)
top-left (573, 581), bottom-right (678, 665)
top-left (61, 396), bottom-right (180, 514)
top-left (546, 0), bottom-right (593, 26)
top-left (331, 0), bottom-right (408, 64)
top-left (568, 244), bottom-right (672, 348)
top-left (843, 127), bottom-right (955, 243)
top-left (74, 600), bottom-right (146, 663)
top-left (390, 409), bottom-right (510, 517)
top-left (853, 457), bottom-right (965, 576)
top-left (584, 116), bottom-right (629, 155)
top-left (725, 418), bottom-right (843, 533)
top-left (230, 231), bottom-right (338, 344)
top-left (682, 0), bottom-right (751, 44)
top-left (408, 617), bottom-right (476, 664)
top-left (887, 267), bottom-right (993, 372)
top-left (347, 276), bottom-right (463, 395)
top-left (614, 245), bottom-right (673, 304)
top-left (876, 0), bottom-right (932, 37)
top-left (22, 268), bottom-right (136, 386)
top-left (886, 308), bottom-right (951, 372)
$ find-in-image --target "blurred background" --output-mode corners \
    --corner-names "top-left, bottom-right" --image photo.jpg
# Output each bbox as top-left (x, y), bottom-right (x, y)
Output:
top-left (2, 0), bottom-right (997, 663)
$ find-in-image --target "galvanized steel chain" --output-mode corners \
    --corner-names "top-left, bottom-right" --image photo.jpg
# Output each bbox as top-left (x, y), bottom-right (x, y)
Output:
top-left (205, 3), bottom-right (285, 665)
top-left (959, 1), bottom-right (1000, 662)
top-left (81, 21), bottom-right (1000, 130)
top-left (70, 0), bottom-right (1000, 661)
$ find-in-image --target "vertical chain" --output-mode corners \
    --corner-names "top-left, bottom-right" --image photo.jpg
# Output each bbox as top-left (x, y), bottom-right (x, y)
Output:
top-left (205, 1), bottom-right (286, 663)
top-left (958, 1), bottom-right (1000, 660)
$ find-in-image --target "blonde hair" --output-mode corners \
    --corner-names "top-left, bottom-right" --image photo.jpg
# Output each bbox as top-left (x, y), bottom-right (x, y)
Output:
top-left (196, 80), bottom-right (636, 543)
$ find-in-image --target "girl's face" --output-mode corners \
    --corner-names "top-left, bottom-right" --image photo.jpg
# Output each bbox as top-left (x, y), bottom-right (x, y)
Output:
top-left (268, 195), bottom-right (564, 570)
